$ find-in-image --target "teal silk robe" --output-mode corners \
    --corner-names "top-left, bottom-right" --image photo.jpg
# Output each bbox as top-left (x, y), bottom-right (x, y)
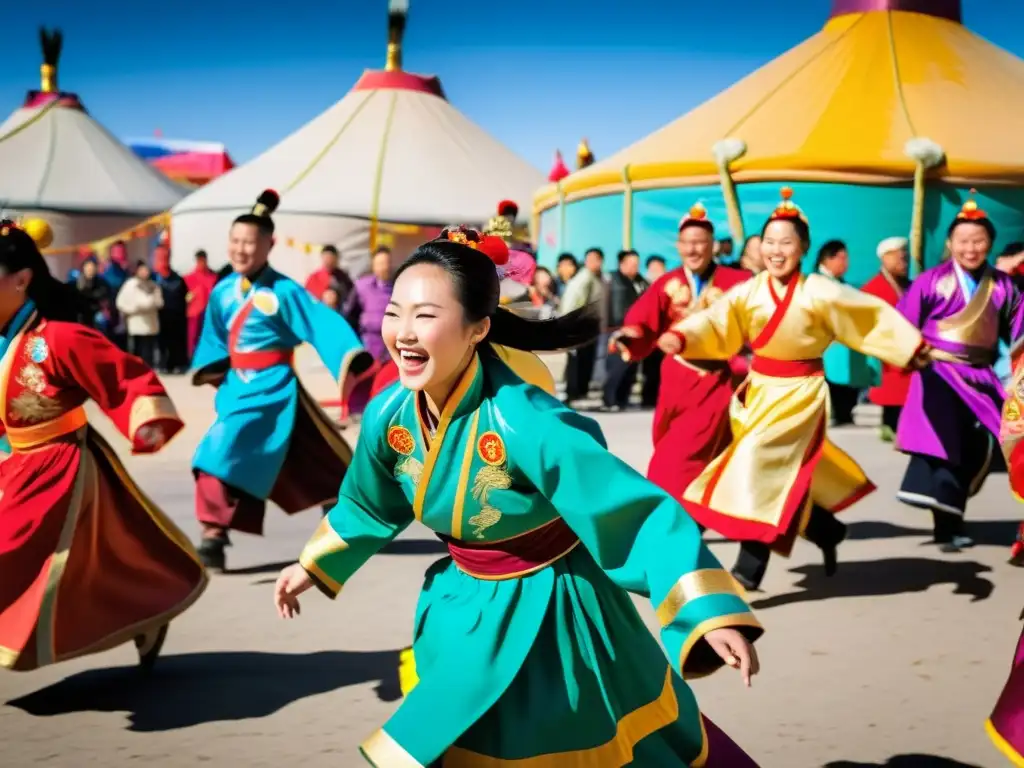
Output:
top-left (300, 349), bottom-right (764, 766)
top-left (191, 267), bottom-right (365, 499)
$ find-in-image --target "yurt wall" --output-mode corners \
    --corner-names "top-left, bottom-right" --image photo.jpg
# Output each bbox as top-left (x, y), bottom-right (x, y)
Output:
top-left (537, 184), bottom-right (1024, 286)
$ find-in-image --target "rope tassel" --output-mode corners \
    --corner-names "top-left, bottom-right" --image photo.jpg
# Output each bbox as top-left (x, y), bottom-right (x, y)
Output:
top-left (712, 138), bottom-right (747, 243)
top-left (904, 137), bottom-right (945, 275)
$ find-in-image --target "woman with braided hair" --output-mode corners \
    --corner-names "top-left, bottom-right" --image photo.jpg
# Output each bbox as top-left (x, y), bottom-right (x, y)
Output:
top-left (0, 217), bottom-right (205, 672)
top-left (274, 225), bottom-right (763, 766)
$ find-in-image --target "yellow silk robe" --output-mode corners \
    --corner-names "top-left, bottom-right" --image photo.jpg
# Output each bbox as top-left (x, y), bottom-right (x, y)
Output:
top-left (671, 272), bottom-right (923, 553)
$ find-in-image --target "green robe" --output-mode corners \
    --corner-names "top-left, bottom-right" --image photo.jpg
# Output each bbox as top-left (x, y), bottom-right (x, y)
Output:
top-left (300, 349), bottom-right (764, 767)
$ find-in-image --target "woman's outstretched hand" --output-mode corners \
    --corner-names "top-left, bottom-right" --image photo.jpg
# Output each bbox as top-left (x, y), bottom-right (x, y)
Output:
top-left (274, 563), bottom-right (314, 619)
top-left (705, 627), bottom-right (760, 687)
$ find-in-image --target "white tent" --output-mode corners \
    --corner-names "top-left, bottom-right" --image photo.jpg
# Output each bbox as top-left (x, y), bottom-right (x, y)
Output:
top-left (169, 6), bottom-right (543, 282)
top-left (0, 31), bottom-right (185, 277)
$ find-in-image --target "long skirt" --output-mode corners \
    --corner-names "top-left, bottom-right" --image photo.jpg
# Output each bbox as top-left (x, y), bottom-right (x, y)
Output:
top-left (987, 624), bottom-right (1024, 766)
top-left (359, 550), bottom-right (756, 767)
top-left (0, 426), bottom-right (206, 670)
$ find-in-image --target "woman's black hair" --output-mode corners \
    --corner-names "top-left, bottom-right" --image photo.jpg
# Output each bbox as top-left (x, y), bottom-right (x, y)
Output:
top-left (395, 234), bottom-right (600, 352)
top-left (134, 259), bottom-right (149, 274)
top-left (815, 239), bottom-right (847, 269)
top-left (947, 215), bottom-right (996, 242)
top-left (0, 221), bottom-right (90, 323)
top-left (233, 189), bottom-right (280, 236)
top-left (760, 215), bottom-right (811, 253)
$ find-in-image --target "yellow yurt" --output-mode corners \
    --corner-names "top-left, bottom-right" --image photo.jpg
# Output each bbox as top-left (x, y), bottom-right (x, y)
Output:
top-left (533, 0), bottom-right (1024, 283)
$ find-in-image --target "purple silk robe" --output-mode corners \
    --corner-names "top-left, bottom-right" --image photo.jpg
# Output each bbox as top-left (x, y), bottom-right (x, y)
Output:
top-left (896, 261), bottom-right (1024, 461)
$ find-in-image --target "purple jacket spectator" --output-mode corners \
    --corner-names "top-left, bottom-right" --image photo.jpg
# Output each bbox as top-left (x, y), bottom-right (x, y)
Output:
top-left (344, 274), bottom-right (393, 361)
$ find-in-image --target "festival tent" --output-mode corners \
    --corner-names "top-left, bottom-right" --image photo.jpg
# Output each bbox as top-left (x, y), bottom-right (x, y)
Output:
top-left (0, 30), bottom-right (186, 277)
top-left (532, 0), bottom-right (1024, 284)
top-left (170, 1), bottom-right (544, 283)
top-left (129, 137), bottom-right (235, 187)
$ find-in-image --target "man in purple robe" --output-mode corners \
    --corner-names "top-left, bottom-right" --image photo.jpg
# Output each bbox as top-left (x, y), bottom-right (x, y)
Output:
top-left (896, 194), bottom-right (1024, 551)
top-left (340, 245), bottom-right (393, 416)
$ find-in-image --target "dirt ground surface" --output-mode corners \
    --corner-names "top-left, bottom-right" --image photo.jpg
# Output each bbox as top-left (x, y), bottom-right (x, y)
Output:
top-left (0, 351), bottom-right (1018, 767)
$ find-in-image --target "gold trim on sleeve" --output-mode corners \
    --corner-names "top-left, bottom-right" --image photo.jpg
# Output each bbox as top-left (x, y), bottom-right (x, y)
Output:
top-left (360, 729), bottom-right (425, 767)
top-left (298, 518), bottom-right (348, 597)
top-left (655, 569), bottom-right (749, 627)
top-left (128, 395), bottom-right (180, 442)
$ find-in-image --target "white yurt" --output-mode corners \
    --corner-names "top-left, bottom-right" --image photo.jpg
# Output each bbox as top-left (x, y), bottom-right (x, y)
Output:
top-left (169, 1), bottom-right (544, 282)
top-left (0, 29), bottom-right (186, 277)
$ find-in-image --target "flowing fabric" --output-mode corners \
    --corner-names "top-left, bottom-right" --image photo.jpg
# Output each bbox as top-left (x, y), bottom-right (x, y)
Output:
top-left (0, 307), bottom-right (205, 670)
top-left (299, 350), bottom-right (762, 766)
top-left (671, 272), bottom-right (923, 551)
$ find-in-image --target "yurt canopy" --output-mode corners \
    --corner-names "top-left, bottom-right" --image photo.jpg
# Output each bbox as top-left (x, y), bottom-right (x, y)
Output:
top-left (170, 0), bottom-right (544, 282)
top-left (0, 28), bottom-right (185, 274)
top-left (533, 0), bottom-right (1024, 282)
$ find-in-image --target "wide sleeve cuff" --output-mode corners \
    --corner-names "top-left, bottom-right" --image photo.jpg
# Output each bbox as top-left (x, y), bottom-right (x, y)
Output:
top-left (128, 396), bottom-right (183, 453)
top-left (298, 518), bottom-right (349, 599)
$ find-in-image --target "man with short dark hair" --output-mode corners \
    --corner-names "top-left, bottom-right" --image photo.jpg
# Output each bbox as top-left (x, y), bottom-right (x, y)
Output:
top-left (555, 252), bottom-right (578, 295)
top-left (560, 248), bottom-right (605, 405)
top-left (645, 255), bottom-right (666, 282)
top-left (305, 245), bottom-right (353, 305)
top-left (603, 249), bottom-right (648, 410)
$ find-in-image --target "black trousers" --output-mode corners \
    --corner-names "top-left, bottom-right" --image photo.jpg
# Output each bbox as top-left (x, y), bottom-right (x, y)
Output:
top-left (732, 505), bottom-right (847, 589)
top-left (158, 319), bottom-right (189, 372)
top-left (603, 352), bottom-right (638, 408)
top-left (564, 342), bottom-right (597, 403)
top-left (882, 405), bottom-right (902, 432)
top-left (129, 334), bottom-right (158, 368)
top-left (828, 382), bottom-right (860, 425)
top-left (640, 351), bottom-right (662, 407)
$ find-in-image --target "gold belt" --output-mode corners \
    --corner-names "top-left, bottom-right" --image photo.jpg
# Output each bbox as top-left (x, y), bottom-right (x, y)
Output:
top-left (4, 407), bottom-right (87, 451)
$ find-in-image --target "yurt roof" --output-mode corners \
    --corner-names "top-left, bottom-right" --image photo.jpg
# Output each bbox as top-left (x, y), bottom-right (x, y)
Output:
top-left (534, 0), bottom-right (1024, 212)
top-left (0, 31), bottom-right (186, 216)
top-left (174, 5), bottom-right (543, 226)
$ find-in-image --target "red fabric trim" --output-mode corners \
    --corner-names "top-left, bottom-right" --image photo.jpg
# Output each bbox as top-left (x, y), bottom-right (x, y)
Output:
top-left (442, 518), bottom-right (579, 578)
top-left (230, 349), bottom-right (293, 370)
top-left (830, 480), bottom-right (877, 514)
top-left (351, 70), bottom-right (445, 98)
top-left (751, 276), bottom-right (799, 351)
top-left (750, 356), bottom-right (824, 378)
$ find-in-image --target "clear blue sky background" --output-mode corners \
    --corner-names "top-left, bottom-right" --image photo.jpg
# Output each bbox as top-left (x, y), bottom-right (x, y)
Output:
top-left (2, 1), bottom-right (1022, 171)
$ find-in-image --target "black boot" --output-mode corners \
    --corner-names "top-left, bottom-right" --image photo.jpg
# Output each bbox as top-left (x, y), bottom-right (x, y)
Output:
top-left (135, 624), bottom-right (169, 672)
top-left (731, 541), bottom-right (771, 591)
top-left (197, 535), bottom-right (228, 572)
top-left (804, 505), bottom-right (847, 577)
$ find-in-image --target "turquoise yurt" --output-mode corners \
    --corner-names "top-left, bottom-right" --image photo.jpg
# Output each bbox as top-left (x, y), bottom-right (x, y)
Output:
top-left (532, 0), bottom-right (1024, 285)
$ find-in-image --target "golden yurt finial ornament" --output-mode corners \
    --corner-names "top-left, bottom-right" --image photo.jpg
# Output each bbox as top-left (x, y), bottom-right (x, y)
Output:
top-left (386, 0), bottom-right (410, 72)
top-left (38, 27), bottom-right (63, 94)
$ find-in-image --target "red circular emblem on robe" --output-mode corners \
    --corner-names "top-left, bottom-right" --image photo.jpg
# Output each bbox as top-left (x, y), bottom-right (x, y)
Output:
top-left (477, 431), bottom-right (506, 466)
top-left (387, 426), bottom-right (415, 456)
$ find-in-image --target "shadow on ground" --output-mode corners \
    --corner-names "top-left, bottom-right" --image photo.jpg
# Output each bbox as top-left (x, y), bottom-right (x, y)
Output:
top-left (751, 557), bottom-right (994, 610)
top-left (824, 755), bottom-right (983, 767)
top-left (848, 519), bottom-right (1018, 547)
top-left (6, 649), bottom-right (403, 732)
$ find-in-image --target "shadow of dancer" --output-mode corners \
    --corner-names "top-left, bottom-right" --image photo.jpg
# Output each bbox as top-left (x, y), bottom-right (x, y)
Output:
top-left (6, 649), bottom-right (403, 732)
top-left (825, 755), bottom-right (982, 767)
top-left (847, 519), bottom-right (1018, 546)
top-left (750, 557), bottom-right (994, 610)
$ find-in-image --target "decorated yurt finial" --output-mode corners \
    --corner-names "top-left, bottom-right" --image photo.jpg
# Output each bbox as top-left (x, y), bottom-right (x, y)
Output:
top-left (549, 150), bottom-right (570, 183)
top-left (829, 0), bottom-right (961, 24)
top-left (38, 27), bottom-right (63, 94)
top-left (577, 139), bottom-right (594, 170)
top-left (386, 0), bottom-right (409, 72)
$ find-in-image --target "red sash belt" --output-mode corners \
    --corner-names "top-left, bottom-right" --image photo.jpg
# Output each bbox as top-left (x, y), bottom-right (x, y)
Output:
top-left (230, 348), bottom-right (294, 370)
top-left (442, 517), bottom-right (581, 580)
top-left (750, 356), bottom-right (824, 378)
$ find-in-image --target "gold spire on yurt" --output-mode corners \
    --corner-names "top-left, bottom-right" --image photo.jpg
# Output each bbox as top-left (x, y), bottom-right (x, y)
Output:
top-left (577, 138), bottom-right (594, 170)
top-left (385, 0), bottom-right (409, 72)
top-left (38, 28), bottom-right (62, 94)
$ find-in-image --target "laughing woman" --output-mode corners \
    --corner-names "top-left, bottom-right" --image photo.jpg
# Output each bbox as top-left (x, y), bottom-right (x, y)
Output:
top-left (274, 226), bottom-right (764, 766)
top-left (0, 219), bottom-right (206, 672)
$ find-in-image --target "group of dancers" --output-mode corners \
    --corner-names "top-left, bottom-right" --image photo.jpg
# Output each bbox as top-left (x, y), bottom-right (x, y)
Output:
top-left (0, 184), bottom-right (1021, 766)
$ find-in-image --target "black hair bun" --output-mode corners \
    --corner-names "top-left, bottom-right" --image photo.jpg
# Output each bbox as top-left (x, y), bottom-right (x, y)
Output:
top-left (256, 189), bottom-right (280, 215)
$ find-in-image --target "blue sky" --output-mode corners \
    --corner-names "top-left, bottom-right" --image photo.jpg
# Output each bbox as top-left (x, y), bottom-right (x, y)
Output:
top-left (2, 1), bottom-right (1022, 171)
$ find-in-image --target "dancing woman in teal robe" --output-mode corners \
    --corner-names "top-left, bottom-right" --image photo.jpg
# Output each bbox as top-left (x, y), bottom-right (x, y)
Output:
top-left (275, 227), bottom-right (764, 766)
top-left (192, 190), bottom-right (373, 571)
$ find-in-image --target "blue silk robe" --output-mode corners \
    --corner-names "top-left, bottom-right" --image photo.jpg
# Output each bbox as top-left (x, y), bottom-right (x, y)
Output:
top-left (299, 348), bottom-right (763, 766)
top-left (192, 268), bottom-right (365, 499)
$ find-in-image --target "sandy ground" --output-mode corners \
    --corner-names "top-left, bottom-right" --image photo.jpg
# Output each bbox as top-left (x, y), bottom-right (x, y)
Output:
top-left (0, 349), bottom-right (1018, 767)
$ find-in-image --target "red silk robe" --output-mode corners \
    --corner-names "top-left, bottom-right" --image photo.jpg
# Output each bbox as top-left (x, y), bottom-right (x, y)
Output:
top-left (861, 271), bottom-right (913, 407)
top-left (618, 264), bottom-right (751, 499)
top-left (0, 315), bottom-right (206, 670)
